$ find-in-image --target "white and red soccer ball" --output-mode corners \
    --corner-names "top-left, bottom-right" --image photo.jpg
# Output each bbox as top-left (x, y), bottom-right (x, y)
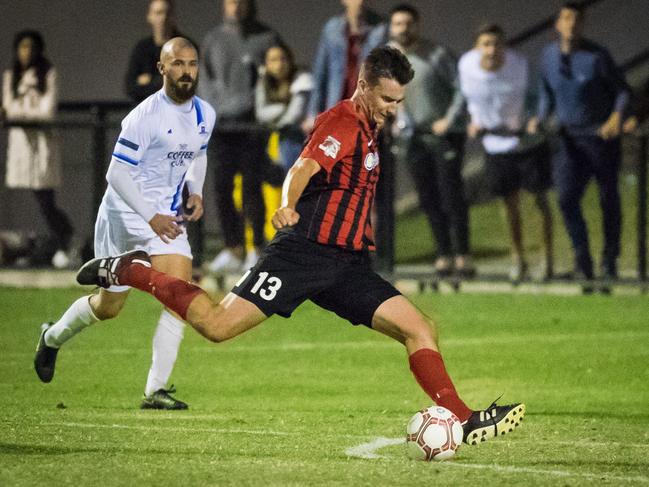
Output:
top-left (406, 406), bottom-right (463, 461)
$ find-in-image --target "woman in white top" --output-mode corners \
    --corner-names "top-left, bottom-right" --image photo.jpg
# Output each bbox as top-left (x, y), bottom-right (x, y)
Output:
top-left (2, 30), bottom-right (73, 268)
top-left (255, 42), bottom-right (312, 174)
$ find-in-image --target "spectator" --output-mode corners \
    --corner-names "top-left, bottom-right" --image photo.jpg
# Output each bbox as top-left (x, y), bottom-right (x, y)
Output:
top-left (623, 77), bottom-right (649, 133)
top-left (459, 24), bottom-right (554, 282)
top-left (124, 0), bottom-right (183, 104)
top-left (303, 0), bottom-right (386, 132)
top-left (388, 4), bottom-right (473, 277)
top-left (200, 0), bottom-right (281, 274)
top-left (1, 30), bottom-right (74, 269)
top-left (255, 43), bottom-right (312, 173)
top-left (529, 2), bottom-right (629, 281)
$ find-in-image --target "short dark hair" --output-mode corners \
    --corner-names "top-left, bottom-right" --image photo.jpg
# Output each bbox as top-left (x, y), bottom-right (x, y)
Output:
top-left (389, 3), bottom-right (420, 23)
top-left (560, 1), bottom-right (585, 18)
top-left (361, 46), bottom-right (414, 87)
top-left (474, 23), bottom-right (506, 43)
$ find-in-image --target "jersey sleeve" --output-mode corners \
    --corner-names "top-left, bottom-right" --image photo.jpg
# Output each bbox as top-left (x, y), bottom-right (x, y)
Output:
top-left (300, 112), bottom-right (355, 173)
top-left (111, 107), bottom-right (155, 167)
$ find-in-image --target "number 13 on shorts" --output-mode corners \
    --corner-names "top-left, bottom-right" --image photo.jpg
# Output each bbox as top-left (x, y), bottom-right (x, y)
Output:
top-left (236, 270), bottom-right (283, 301)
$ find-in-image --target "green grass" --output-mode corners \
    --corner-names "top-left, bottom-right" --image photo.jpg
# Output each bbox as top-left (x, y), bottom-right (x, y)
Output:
top-left (1, 288), bottom-right (648, 486)
top-left (396, 175), bottom-right (645, 273)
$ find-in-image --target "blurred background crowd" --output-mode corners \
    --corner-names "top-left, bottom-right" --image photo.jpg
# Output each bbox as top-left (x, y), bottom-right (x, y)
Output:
top-left (0, 0), bottom-right (647, 287)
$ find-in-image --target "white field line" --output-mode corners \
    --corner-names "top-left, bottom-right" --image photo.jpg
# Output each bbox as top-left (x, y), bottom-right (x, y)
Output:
top-left (35, 421), bottom-right (364, 440)
top-left (345, 437), bottom-right (649, 483)
top-left (4, 331), bottom-right (649, 359)
top-left (40, 421), bottom-right (291, 437)
top-left (345, 437), bottom-right (405, 459)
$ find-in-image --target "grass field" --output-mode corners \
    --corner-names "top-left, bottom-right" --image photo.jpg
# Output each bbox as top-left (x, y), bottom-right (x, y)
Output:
top-left (1, 287), bottom-right (648, 486)
top-left (396, 175), bottom-right (645, 274)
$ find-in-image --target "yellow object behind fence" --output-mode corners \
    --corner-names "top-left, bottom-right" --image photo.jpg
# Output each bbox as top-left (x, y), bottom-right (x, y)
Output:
top-left (232, 131), bottom-right (282, 250)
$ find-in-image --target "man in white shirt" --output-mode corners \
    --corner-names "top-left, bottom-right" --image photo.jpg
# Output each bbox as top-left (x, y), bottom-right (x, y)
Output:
top-left (459, 24), bottom-right (554, 282)
top-left (34, 37), bottom-right (217, 409)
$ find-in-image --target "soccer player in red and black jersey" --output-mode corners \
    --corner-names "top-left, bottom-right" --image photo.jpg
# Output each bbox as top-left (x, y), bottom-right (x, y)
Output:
top-left (72, 46), bottom-right (525, 445)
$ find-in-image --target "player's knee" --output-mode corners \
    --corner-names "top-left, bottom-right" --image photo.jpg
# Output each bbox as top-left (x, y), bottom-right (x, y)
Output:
top-left (92, 301), bottom-right (125, 320)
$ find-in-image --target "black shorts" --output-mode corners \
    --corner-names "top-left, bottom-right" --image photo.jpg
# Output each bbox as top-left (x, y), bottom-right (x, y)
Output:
top-left (485, 142), bottom-right (552, 197)
top-left (231, 231), bottom-right (401, 327)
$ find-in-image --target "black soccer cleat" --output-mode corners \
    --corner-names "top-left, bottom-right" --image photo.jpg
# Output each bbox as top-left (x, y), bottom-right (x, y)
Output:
top-left (76, 249), bottom-right (151, 288)
top-left (34, 322), bottom-right (59, 383)
top-left (463, 402), bottom-right (525, 445)
top-left (140, 386), bottom-right (189, 410)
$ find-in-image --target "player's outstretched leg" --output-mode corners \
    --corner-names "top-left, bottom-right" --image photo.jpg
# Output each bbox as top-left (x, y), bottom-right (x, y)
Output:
top-left (372, 295), bottom-right (525, 445)
top-left (77, 249), bottom-right (204, 321)
top-left (76, 250), bottom-right (267, 343)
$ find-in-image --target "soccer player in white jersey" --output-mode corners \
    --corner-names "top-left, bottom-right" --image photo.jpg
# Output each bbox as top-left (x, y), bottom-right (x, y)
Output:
top-left (458, 24), bottom-right (554, 283)
top-left (34, 37), bottom-right (217, 409)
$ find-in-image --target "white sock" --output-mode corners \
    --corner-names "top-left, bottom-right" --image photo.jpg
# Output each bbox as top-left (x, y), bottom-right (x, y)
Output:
top-left (144, 310), bottom-right (185, 397)
top-left (44, 296), bottom-right (100, 348)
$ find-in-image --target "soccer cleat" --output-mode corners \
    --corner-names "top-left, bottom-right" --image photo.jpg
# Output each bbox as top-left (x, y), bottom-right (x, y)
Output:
top-left (140, 386), bottom-right (189, 410)
top-left (462, 402), bottom-right (525, 445)
top-left (34, 322), bottom-right (58, 383)
top-left (76, 249), bottom-right (151, 288)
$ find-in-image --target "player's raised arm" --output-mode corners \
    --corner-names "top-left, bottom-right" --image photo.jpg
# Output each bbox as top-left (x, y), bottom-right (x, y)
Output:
top-left (271, 157), bottom-right (321, 229)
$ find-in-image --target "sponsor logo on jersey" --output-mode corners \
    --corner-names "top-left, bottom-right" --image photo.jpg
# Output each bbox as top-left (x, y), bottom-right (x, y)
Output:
top-left (168, 143), bottom-right (194, 167)
top-left (318, 135), bottom-right (341, 159)
top-left (364, 151), bottom-right (379, 171)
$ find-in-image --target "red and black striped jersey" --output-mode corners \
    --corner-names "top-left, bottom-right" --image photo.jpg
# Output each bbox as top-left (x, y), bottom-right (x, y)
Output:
top-left (295, 100), bottom-right (381, 251)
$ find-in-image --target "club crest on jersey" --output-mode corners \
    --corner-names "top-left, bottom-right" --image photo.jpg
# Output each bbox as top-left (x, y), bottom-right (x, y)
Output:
top-left (364, 151), bottom-right (379, 171)
top-left (318, 135), bottom-right (341, 159)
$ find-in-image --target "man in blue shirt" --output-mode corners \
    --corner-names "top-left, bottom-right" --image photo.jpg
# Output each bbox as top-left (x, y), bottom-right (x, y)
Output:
top-left (529, 2), bottom-right (629, 282)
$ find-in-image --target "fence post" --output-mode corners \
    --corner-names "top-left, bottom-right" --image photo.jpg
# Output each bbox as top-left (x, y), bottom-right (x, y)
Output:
top-left (90, 104), bottom-right (107, 216)
top-left (638, 133), bottom-right (647, 282)
top-left (374, 131), bottom-right (395, 274)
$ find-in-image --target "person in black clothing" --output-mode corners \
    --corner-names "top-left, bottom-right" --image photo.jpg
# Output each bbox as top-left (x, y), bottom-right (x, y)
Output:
top-left (125, 0), bottom-right (183, 103)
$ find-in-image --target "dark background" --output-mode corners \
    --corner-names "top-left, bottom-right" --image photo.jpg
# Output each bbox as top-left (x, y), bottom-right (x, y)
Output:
top-left (0, 0), bottom-right (647, 253)
top-left (1, 0), bottom-right (646, 101)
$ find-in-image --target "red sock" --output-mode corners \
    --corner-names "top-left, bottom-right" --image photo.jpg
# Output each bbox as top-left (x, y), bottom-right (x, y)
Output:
top-left (409, 348), bottom-right (473, 422)
top-left (118, 263), bottom-right (206, 320)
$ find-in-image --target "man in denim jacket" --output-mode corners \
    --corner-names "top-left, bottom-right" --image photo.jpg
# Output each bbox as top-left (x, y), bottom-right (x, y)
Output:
top-left (303, 0), bottom-right (386, 132)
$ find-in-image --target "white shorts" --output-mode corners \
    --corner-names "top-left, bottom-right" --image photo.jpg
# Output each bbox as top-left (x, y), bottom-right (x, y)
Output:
top-left (94, 206), bottom-right (192, 293)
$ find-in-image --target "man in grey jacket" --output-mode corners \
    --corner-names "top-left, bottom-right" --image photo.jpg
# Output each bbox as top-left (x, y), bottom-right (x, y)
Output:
top-left (389, 4), bottom-right (473, 276)
top-left (200, 0), bottom-right (281, 273)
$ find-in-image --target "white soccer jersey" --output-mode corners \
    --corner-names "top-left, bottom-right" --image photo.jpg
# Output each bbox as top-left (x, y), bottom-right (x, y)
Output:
top-left (458, 49), bottom-right (528, 154)
top-left (101, 90), bottom-right (216, 219)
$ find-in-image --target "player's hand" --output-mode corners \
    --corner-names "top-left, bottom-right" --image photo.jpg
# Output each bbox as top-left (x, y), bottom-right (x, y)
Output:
top-left (432, 118), bottom-right (450, 136)
top-left (272, 207), bottom-right (300, 229)
top-left (467, 123), bottom-right (482, 139)
top-left (137, 73), bottom-right (152, 86)
top-left (184, 194), bottom-right (204, 222)
top-left (301, 117), bottom-right (315, 135)
top-left (526, 117), bottom-right (540, 135)
top-left (623, 116), bottom-right (639, 134)
top-left (598, 112), bottom-right (621, 140)
top-left (149, 213), bottom-right (183, 243)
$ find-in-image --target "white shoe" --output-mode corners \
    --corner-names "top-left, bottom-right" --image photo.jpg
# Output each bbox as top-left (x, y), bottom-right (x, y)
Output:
top-left (51, 249), bottom-right (70, 269)
top-left (207, 249), bottom-right (243, 274)
top-left (242, 249), bottom-right (259, 270)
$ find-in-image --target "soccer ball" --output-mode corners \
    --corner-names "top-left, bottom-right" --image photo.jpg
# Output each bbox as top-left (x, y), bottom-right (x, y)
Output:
top-left (406, 406), bottom-right (463, 461)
